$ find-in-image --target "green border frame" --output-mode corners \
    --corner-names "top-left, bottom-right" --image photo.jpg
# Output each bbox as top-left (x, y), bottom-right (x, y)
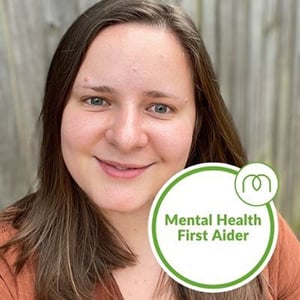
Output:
top-left (151, 165), bottom-right (276, 290)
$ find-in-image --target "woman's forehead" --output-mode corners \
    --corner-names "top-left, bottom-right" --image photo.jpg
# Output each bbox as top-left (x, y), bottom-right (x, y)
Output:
top-left (72, 23), bottom-right (193, 95)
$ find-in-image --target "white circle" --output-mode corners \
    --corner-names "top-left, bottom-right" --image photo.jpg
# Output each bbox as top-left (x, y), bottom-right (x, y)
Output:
top-left (148, 163), bottom-right (278, 293)
top-left (235, 162), bottom-right (279, 206)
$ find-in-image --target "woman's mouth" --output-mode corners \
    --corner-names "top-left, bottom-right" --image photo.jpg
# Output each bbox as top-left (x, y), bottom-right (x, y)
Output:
top-left (96, 158), bottom-right (153, 179)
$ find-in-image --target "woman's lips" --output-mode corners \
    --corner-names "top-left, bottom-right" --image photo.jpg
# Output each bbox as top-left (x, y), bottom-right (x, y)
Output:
top-left (96, 159), bottom-right (152, 179)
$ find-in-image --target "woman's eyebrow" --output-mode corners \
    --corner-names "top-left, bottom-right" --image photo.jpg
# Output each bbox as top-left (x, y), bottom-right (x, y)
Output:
top-left (143, 90), bottom-right (183, 102)
top-left (78, 85), bottom-right (185, 102)
top-left (80, 84), bottom-right (116, 93)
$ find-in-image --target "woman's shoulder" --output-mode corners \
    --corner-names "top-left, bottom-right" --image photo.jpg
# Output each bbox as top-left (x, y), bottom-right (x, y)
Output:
top-left (0, 220), bottom-right (36, 299)
top-left (0, 221), bottom-right (19, 299)
top-left (0, 196), bottom-right (35, 245)
top-left (264, 212), bottom-right (300, 299)
top-left (0, 221), bottom-right (17, 244)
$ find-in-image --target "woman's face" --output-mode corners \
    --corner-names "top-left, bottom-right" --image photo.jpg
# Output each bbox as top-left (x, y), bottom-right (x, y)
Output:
top-left (61, 23), bottom-right (195, 213)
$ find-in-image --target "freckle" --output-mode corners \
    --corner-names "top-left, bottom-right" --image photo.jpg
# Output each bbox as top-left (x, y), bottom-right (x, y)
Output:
top-left (132, 68), bottom-right (137, 73)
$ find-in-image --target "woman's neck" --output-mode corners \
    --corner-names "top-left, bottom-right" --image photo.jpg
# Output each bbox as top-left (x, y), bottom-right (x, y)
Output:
top-left (103, 202), bottom-right (152, 258)
top-left (103, 203), bottom-right (170, 300)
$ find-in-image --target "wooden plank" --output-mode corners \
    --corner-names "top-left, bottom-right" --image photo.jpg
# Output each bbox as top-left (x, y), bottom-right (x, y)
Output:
top-left (0, 0), bottom-right (44, 207)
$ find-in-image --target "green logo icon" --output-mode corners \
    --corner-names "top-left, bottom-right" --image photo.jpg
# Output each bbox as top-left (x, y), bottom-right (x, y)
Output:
top-left (242, 174), bottom-right (272, 192)
top-left (235, 162), bottom-right (279, 206)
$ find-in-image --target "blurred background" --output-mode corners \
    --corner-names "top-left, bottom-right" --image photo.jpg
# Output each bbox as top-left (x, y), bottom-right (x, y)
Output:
top-left (0, 0), bottom-right (299, 236)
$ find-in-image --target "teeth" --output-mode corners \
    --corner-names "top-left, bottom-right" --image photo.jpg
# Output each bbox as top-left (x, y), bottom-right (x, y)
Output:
top-left (115, 166), bottom-right (130, 171)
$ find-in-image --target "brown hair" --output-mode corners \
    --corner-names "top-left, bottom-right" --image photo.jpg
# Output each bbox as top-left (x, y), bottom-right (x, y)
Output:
top-left (1, 0), bottom-right (267, 299)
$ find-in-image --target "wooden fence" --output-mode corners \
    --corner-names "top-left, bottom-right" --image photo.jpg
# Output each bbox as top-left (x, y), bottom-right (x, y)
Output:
top-left (0, 0), bottom-right (299, 236)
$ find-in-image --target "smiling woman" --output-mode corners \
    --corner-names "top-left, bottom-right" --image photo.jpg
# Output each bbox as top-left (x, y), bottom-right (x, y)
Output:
top-left (0, 0), bottom-right (299, 300)
top-left (61, 23), bottom-right (195, 213)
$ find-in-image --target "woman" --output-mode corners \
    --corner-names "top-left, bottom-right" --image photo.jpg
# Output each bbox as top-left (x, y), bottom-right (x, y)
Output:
top-left (0, 0), bottom-right (299, 299)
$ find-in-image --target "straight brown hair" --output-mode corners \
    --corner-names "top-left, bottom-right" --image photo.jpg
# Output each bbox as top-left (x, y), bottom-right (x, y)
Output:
top-left (0, 0), bottom-right (267, 299)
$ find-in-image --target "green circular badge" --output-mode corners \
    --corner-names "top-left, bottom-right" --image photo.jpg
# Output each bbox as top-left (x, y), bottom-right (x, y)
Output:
top-left (148, 162), bottom-right (278, 292)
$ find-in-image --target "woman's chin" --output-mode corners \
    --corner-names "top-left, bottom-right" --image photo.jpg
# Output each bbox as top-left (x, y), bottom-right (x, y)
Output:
top-left (92, 195), bottom-right (153, 215)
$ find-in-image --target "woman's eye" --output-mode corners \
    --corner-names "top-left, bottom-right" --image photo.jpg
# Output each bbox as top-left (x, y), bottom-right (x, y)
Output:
top-left (149, 104), bottom-right (172, 114)
top-left (85, 97), bottom-right (109, 106)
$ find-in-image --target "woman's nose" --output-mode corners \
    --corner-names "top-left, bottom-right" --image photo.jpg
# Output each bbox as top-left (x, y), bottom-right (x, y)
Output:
top-left (105, 107), bottom-right (148, 152)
